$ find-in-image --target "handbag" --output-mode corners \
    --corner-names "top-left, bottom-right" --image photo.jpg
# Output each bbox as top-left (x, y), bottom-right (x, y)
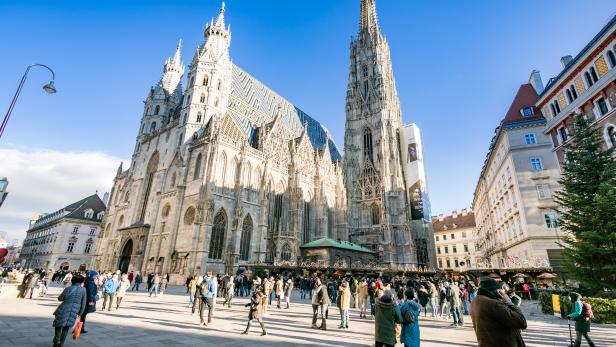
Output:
top-left (72, 318), bottom-right (83, 340)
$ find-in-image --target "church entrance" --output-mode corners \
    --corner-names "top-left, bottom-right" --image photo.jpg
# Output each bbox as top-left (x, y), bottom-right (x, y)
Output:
top-left (118, 239), bottom-right (133, 274)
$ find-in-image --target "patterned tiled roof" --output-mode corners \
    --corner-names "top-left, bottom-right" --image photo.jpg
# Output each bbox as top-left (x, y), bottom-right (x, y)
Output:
top-left (228, 64), bottom-right (341, 163)
top-left (300, 237), bottom-right (373, 254)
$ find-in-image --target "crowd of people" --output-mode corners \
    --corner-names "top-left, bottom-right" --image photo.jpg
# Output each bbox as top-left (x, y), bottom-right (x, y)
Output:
top-left (2, 266), bottom-right (599, 347)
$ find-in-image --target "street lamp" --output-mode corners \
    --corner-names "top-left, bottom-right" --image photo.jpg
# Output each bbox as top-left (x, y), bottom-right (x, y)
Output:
top-left (0, 63), bottom-right (57, 139)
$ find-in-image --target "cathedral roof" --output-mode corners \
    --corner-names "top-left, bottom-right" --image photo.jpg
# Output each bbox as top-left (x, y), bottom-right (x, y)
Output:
top-left (227, 64), bottom-right (341, 163)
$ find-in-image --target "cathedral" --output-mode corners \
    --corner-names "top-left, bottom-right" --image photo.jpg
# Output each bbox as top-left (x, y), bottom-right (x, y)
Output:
top-left (94, 0), bottom-right (435, 282)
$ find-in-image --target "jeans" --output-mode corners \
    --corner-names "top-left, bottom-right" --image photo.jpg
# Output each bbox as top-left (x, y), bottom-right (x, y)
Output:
top-left (340, 309), bottom-right (349, 328)
top-left (574, 330), bottom-right (595, 347)
top-left (192, 291), bottom-right (201, 314)
top-left (462, 299), bottom-right (469, 315)
top-left (439, 301), bottom-right (450, 318)
top-left (312, 304), bottom-right (328, 329)
top-left (131, 282), bottom-right (140, 291)
top-left (189, 291), bottom-right (195, 305)
top-left (429, 298), bottom-right (437, 316)
top-left (149, 284), bottom-right (159, 296)
top-left (52, 326), bottom-right (70, 347)
top-left (199, 297), bottom-right (214, 324)
top-left (102, 292), bottom-right (115, 311)
top-left (451, 305), bottom-right (462, 325)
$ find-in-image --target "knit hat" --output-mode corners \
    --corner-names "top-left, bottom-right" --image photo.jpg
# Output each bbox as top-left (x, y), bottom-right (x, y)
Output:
top-left (479, 277), bottom-right (500, 292)
top-left (88, 270), bottom-right (99, 278)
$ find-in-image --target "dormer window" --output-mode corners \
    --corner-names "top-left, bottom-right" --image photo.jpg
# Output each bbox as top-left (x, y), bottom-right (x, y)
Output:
top-left (97, 211), bottom-right (105, 220)
top-left (84, 209), bottom-right (94, 219)
top-left (521, 107), bottom-right (534, 117)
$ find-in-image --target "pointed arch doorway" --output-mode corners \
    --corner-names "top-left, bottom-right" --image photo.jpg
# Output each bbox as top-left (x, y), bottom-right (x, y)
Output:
top-left (118, 239), bottom-right (133, 274)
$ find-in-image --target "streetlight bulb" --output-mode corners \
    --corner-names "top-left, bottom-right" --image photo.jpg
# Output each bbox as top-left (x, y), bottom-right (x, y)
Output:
top-left (43, 81), bottom-right (56, 94)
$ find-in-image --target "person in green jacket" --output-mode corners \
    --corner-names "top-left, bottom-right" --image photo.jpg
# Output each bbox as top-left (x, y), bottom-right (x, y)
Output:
top-left (567, 292), bottom-right (595, 347)
top-left (374, 293), bottom-right (402, 347)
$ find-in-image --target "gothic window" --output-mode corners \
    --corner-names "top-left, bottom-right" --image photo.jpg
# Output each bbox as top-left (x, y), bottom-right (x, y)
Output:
top-left (216, 152), bottom-right (227, 186)
top-left (363, 80), bottom-right (369, 98)
top-left (161, 204), bottom-right (171, 217)
top-left (138, 151), bottom-right (159, 221)
top-left (243, 162), bottom-right (252, 187)
top-left (154, 105), bottom-right (160, 115)
top-left (227, 158), bottom-right (238, 188)
top-left (302, 200), bottom-right (311, 244)
top-left (327, 208), bottom-right (334, 238)
top-left (190, 76), bottom-right (195, 87)
top-left (280, 243), bottom-right (291, 261)
top-left (200, 93), bottom-right (206, 103)
top-left (194, 153), bottom-right (202, 180)
top-left (124, 190), bottom-right (130, 203)
top-left (118, 215), bottom-right (124, 227)
top-left (209, 209), bottom-right (227, 260)
top-left (150, 122), bottom-right (157, 133)
top-left (252, 167), bottom-right (261, 190)
top-left (363, 127), bottom-right (373, 162)
top-left (217, 79), bottom-right (222, 90)
top-left (203, 75), bottom-right (209, 86)
top-left (362, 65), bottom-right (368, 78)
top-left (371, 203), bottom-right (380, 225)
top-left (169, 172), bottom-right (176, 189)
top-left (184, 206), bottom-right (196, 225)
top-left (239, 215), bottom-right (253, 261)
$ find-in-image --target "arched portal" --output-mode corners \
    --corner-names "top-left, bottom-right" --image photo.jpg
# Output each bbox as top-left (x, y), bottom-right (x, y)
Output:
top-left (118, 239), bottom-right (133, 274)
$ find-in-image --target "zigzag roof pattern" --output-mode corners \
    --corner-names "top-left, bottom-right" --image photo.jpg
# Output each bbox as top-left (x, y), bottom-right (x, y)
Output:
top-left (227, 64), bottom-right (341, 163)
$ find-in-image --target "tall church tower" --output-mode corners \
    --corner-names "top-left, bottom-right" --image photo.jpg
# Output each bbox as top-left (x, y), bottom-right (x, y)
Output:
top-left (179, 2), bottom-right (232, 145)
top-left (343, 0), bottom-right (417, 267)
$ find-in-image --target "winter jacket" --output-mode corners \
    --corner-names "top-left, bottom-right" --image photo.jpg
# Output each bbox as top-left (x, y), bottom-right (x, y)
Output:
top-left (246, 291), bottom-right (263, 320)
top-left (189, 279), bottom-right (197, 293)
top-left (103, 278), bottom-right (119, 294)
top-left (449, 285), bottom-right (461, 307)
top-left (470, 293), bottom-right (527, 347)
top-left (569, 300), bottom-right (591, 333)
top-left (53, 284), bottom-right (87, 327)
top-left (274, 279), bottom-right (283, 296)
top-left (283, 282), bottom-right (293, 297)
top-left (374, 295), bottom-right (402, 346)
top-left (116, 278), bottom-right (130, 298)
top-left (312, 285), bottom-right (331, 306)
top-left (399, 300), bottom-right (421, 347)
top-left (84, 276), bottom-right (99, 314)
top-left (339, 287), bottom-right (351, 310)
top-left (359, 281), bottom-right (369, 299)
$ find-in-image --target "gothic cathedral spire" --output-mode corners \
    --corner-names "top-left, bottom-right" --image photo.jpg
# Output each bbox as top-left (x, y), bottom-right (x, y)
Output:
top-left (344, 0), bottom-right (417, 268)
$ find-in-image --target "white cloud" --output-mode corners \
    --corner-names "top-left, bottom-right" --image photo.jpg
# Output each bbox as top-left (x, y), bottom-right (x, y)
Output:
top-left (0, 146), bottom-right (126, 243)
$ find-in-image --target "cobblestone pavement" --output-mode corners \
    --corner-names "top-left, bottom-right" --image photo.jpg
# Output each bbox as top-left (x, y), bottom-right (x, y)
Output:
top-left (1, 284), bottom-right (614, 347)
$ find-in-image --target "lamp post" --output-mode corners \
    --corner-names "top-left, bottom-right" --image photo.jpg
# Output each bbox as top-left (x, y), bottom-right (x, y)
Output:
top-left (0, 64), bottom-right (57, 139)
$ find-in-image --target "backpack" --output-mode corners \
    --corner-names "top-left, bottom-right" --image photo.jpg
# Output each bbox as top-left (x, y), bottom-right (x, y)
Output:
top-left (199, 280), bottom-right (210, 297)
top-left (582, 302), bottom-right (594, 320)
top-left (402, 304), bottom-right (416, 324)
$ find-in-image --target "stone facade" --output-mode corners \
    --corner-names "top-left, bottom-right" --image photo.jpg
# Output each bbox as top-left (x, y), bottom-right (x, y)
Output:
top-left (473, 82), bottom-right (563, 270)
top-left (19, 194), bottom-right (105, 271)
top-left (93, 4), bottom-right (347, 283)
top-left (343, 0), bottom-right (434, 270)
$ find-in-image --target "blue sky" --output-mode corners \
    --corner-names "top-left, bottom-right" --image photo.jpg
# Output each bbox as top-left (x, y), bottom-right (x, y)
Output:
top-left (0, 0), bottom-right (615, 240)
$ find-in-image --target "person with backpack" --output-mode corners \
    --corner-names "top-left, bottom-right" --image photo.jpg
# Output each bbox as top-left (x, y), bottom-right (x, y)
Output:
top-left (567, 292), bottom-right (596, 347)
top-left (198, 272), bottom-right (215, 326)
top-left (101, 274), bottom-right (119, 311)
top-left (241, 284), bottom-right (267, 336)
top-left (399, 288), bottom-right (421, 347)
top-left (374, 292), bottom-right (402, 347)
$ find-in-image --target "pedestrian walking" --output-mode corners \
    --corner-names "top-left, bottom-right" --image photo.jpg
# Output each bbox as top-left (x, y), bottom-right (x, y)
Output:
top-left (311, 278), bottom-right (331, 330)
top-left (101, 274), bottom-right (119, 311)
top-left (131, 272), bottom-right (142, 291)
top-left (399, 288), bottom-right (421, 347)
top-left (115, 274), bottom-right (130, 309)
top-left (338, 281), bottom-right (351, 329)
top-left (242, 284), bottom-right (267, 336)
top-left (262, 277), bottom-right (271, 316)
top-left (192, 276), bottom-right (203, 314)
top-left (418, 284), bottom-right (430, 317)
top-left (274, 277), bottom-right (284, 309)
top-left (160, 274), bottom-right (168, 296)
top-left (283, 278), bottom-right (293, 309)
top-left (188, 276), bottom-right (198, 306)
top-left (567, 292), bottom-right (596, 347)
top-left (52, 275), bottom-right (86, 347)
top-left (358, 278), bottom-right (369, 318)
top-left (374, 293), bottom-right (402, 347)
top-left (198, 272), bottom-right (215, 326)
top-left (146, 272), bottom-right (154, 292)
top-left (80, 271), bottom-right (99, 334)
top-left (62, 272), bottom-right (73, 288)
top-left (223, 276), bottom-right (234, 308)
top-left (470, 277), bottom-right (527, 347)
top-left (149, 273), bottom-right (160, 297)
top-left (449, 281), bottom-right (463, 327)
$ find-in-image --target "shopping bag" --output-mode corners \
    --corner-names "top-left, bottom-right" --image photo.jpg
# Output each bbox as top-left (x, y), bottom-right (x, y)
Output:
top-left (73, 318), bottom-right (83, 340)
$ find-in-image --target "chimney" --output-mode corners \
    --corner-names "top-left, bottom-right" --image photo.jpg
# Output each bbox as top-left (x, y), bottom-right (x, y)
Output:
top-left (560, 55), bottom-right (573, 69)
top-left (452, 210), bottom-right (458, 218)
top-left (528, 70), bottom-right (544, 94)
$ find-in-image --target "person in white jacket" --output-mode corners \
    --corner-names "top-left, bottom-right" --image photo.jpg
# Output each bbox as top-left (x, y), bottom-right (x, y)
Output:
top-left (115, 274), bottom-right (131, 309)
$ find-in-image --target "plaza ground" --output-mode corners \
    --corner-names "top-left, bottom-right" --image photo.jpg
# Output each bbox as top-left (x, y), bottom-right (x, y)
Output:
top-left (1, 284), bottom-right (614, 347)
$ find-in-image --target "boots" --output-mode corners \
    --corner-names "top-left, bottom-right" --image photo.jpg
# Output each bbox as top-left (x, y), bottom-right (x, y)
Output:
top-left (242, 321), bottom-right (251, 334)
top-left (260, 320), bottom-right (267, 335)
